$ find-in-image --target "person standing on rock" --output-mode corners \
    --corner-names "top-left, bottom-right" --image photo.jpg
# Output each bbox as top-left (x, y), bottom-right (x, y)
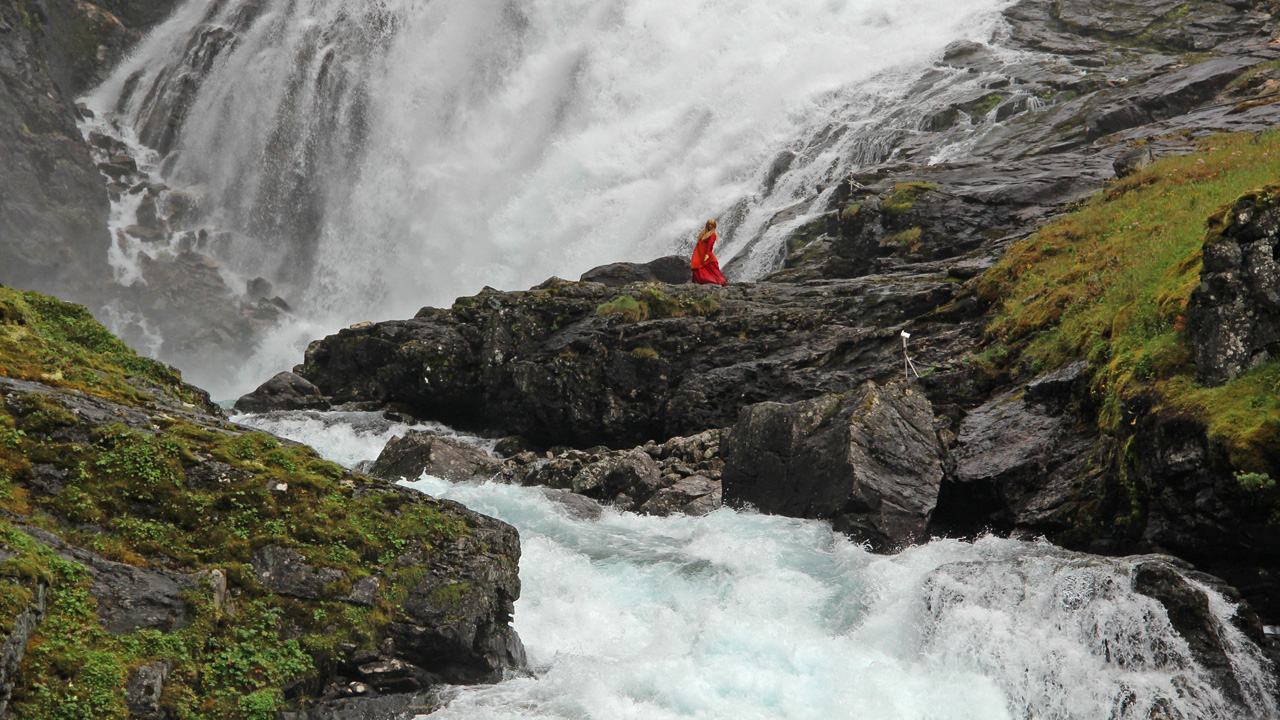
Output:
top-left (691, 219), bottom-right (727, 285)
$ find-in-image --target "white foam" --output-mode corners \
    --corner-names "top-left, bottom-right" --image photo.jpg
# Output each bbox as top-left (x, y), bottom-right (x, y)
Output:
top-left (233, 411), bottom-right (1276, 720)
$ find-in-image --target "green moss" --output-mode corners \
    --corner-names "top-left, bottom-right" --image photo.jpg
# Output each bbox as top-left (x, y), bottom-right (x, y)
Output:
top-left (596, 296), bottom-right (648, 322)
top-left (427, 582), bottom-right (472, 607)
top-left (0, 380), bottom-right (479, 720)
top-left (631, 347), bottom-right (660, 360)
top-left (883, 182), bottom-right (937, 215)
top-left (957, 93), bottom-right (1004, 118)
top-left (882, 227), bottom-right (923, 253)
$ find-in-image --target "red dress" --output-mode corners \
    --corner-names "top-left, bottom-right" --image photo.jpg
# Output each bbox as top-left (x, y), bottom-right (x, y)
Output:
top-left (691, 232), bottom-right (727, 285)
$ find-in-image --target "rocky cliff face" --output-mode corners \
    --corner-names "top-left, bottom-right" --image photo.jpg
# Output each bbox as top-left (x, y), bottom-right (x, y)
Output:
top-left (0, 0), bottom-right (179, 305)
top-left (0, 0), bottom-right (108, 304)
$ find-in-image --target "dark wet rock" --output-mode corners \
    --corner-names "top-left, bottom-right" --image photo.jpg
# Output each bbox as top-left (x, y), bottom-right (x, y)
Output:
top-left (935, 387), bottom-right (1099, 535)
top-left (26, 463), bottom-right (68, 496)
top-left (570, 450), bottom-right (663, 501)
top-left (369, 431), bottom-right (502, 483)
top-left (23, 526), bottom-right (193, 634)
top-left (387, 510), bottom-right (525, 683)
top-left (1113, 145), bottom-right (1157, 178)
top-left (1190, 187), bottom-right (1280, 386)
top-left (344, 576), bottom-right (381, 607)
top-left (537, 487), bottom-right (604, 521)
top-left (504, 430), bottom-right (725, 515)
top-left (125, 660), bottom-right (172, 720)
top-left (235, 371), bottom-right (331, 413)
top-left (296, 277), bottom-right (979, 449)
top-left (1132, 558), bottom-right (1251, 706)
top-left (246, 276), bottom-right (274, 300)
top-left (493, 435), bottom-right (537, 458)
top-left (1024, 360), bottom-right (1090, 410)
top-left (0, 349), bottom-right (527, 709)
top-left (722, 380), bottom-right (944, 550)
top-left (638, 476), bottom-right (720, 517)
top-left (280, 692), bottom-right (441, 720)
top-left (183, 458), bottom-right (247, 488)
top-left (580, 255), bottom-right (690, 286)
top-left (0, 580), bottom-right (47, 718)
top-left (1086, 56), bottom-right (1260, 141)
top-left (252, 545), bottom-right (347, 601)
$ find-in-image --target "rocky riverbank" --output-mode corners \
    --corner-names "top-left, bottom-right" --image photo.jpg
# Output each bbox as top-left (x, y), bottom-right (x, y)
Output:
top-left (0, 287), bottom-right (525, 719)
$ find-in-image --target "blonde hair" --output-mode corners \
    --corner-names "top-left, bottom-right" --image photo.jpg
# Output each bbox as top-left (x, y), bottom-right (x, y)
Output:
top-left (698, 218), bottom-right (717, 242)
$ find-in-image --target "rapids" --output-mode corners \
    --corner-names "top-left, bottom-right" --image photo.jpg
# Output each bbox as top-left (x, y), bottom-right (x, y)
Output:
top-left (236, 410), bottom-right (1280, 720)
top-left (83, 0), bottom-right (1028, 397)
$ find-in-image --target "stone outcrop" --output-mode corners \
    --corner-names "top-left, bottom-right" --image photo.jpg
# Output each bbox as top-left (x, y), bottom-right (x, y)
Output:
top-left (369, 432), bottom-right (502, 483)
top-left (234, 371), bottom-right (331, 413)
top-left (1191, 186), bottom-right (1280, 385)
top-left (0, 576), bottom-right (48, 718)
top-left (580, 255), bottom-right (691, 286)
top-left (721, 380), bottom-right (944, 550)
top-left (294, 274), bottom-right (980, 449)
top-left (280, 692), bottom-right (442, 720)
top-left (252, 545), bottom-right (348, 601)
top-left (387, 509), bottom-right (526, 684)
top-left (935, 373), bottom-right (1099, 537)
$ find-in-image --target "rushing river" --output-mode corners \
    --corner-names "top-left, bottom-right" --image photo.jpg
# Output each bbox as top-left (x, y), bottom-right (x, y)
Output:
top-left (237, 411), bottom-right (1279, 720)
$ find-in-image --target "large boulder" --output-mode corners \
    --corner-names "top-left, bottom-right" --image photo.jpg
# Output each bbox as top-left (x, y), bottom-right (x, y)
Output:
top-left (1190, 187), bottom-right (1280, 386)
top-left (935, 380), bottom-right (1098, 535)
top-left (721, 380), bottom-right (944, 550)
top-left (234, 371), bottom-right (331, 413)
top-left (370, 432), bottom-right (503, 483)
top-left (579, 255), bottom-right (690, 286)
top-left (387, 505), bottom-right (526, 683)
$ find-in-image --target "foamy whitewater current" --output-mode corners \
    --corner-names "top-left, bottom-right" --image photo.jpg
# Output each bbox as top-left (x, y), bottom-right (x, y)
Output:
top-left (237, 411), bottom-right (1279, 720)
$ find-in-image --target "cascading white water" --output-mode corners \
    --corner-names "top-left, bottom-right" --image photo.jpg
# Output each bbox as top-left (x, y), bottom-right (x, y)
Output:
top-left (83, 0), bottom-right (1031, 396)
top-left (238, 411), bottom-right (1279, 720)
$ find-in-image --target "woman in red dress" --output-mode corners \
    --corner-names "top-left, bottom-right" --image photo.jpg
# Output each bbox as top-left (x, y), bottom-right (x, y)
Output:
top-left (691, 219), bottom-right (727, 285)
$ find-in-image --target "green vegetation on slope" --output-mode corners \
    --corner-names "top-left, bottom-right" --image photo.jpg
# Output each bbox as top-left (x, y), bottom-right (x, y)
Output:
top-left (0, 289), bottom-right (490, 720)
top-left (977, 130), bottom-right (1280, 476)
top-left (0, 288), bottom-right (204, 408)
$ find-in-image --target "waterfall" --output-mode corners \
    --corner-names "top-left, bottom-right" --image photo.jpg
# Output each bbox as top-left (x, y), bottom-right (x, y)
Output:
top-left (82, 0), bottom-right (1027, 396)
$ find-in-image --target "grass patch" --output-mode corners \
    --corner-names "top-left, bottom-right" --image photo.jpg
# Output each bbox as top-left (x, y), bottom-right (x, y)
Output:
top-left (977, 129), bottom-right (1280, 474)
